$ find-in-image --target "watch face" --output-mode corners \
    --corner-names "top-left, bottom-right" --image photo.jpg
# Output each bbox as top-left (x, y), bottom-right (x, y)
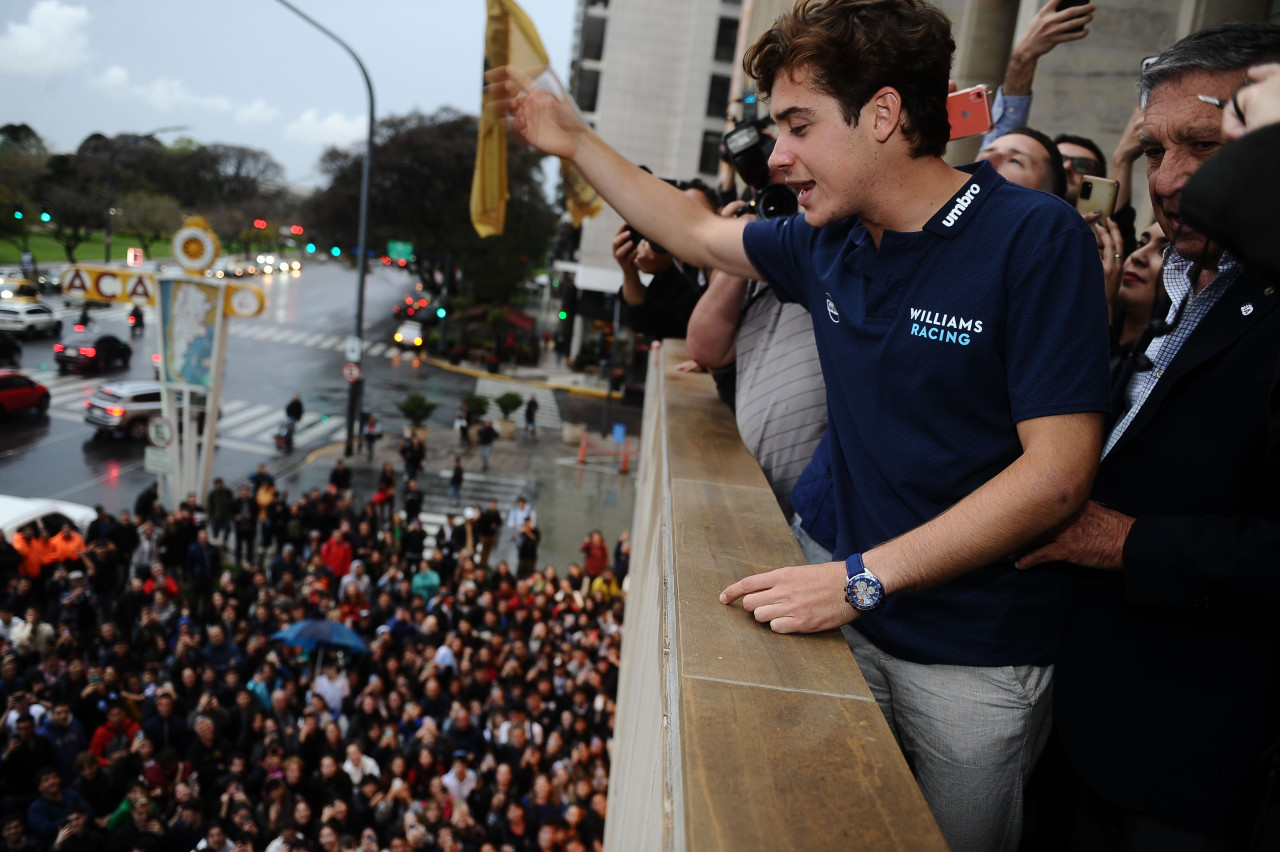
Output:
top-left (846, 574), bottom-right (883, 610)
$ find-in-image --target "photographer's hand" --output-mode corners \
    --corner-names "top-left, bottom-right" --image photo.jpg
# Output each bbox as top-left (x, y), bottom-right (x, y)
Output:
top-left (633, 240), bottom-right (673, 276)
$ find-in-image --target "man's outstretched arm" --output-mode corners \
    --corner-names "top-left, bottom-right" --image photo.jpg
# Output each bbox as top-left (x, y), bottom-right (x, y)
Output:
top-left (485, 65), bottom-right (757, 280)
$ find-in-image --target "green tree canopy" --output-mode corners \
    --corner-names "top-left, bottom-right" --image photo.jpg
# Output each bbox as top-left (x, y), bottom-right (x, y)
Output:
top-left (304, 109), bottom-right (556, 305)
top-left (117, 191), bottom-right (183, 258)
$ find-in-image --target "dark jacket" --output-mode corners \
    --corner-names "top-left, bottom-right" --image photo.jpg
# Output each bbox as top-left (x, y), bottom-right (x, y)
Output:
top-left (1055, 264), bottom-right (1280, 840)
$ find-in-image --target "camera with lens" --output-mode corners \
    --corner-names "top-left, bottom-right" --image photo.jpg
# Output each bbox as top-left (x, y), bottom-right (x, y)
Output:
top-left (721, 110), bottom-right (798, 220)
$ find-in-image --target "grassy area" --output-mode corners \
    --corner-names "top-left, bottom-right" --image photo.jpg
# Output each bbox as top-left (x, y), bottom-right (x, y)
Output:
top-left (1, 231), bottom-right (304, 268)
top-left (0, 231), bottom-right (121, 267)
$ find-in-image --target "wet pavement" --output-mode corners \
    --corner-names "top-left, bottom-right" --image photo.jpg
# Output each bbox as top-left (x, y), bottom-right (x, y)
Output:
top-left (271, 340), bottom-right (642, 572)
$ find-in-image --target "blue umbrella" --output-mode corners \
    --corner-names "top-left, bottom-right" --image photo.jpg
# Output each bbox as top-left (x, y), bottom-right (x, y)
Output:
top-left (271, 619), bottom-right (370, 655)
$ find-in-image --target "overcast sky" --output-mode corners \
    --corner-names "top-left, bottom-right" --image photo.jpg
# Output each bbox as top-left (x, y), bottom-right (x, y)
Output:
top-left (1, 0), bottom-right (576, 189)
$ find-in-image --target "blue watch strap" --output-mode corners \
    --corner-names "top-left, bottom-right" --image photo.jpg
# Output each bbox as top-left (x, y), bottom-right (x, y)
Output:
top-left (845, 551), bottom-right (865, 579)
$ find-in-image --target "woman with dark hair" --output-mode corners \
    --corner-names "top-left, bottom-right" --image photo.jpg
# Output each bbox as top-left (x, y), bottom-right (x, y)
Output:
top-left (1109, 221), bottom-right (1170, 376)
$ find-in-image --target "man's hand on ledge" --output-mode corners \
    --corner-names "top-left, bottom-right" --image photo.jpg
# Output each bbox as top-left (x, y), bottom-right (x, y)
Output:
top-left (1015, 500), bottom-right (1133, 571)
top-left (720, 561), bottom-right (853, 634)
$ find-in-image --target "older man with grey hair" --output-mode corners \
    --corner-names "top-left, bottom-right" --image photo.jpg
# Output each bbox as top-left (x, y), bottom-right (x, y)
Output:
top-left (1018, 20), bottom-right (1280, 850)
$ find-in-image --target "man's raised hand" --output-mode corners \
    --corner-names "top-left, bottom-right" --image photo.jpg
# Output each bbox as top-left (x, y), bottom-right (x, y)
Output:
top-left (484, 64), bottom-right (587, 161)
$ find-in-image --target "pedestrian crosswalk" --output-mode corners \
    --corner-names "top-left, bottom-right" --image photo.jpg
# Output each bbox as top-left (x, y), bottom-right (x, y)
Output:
top-left (474, 378), bottom-right (563, 431)
top-left (227, 322), bottom-right (399, 360)
top-left (408, 467), bottom-right (537, 551)
top-left (26, 369), bottom-right (350, 454)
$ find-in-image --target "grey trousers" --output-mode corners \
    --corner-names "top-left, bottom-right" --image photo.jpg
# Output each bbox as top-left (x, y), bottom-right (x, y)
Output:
top-left (844, 626), bottom-right (1054, 852)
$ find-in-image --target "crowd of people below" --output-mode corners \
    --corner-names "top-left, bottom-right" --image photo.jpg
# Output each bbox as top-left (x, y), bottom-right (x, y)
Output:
top-left (0, 459), bottom-right (634, 852)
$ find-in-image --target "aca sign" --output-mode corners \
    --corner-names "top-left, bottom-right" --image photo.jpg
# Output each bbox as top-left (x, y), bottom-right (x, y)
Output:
top-left (60, 266), bottom-right (157, 305)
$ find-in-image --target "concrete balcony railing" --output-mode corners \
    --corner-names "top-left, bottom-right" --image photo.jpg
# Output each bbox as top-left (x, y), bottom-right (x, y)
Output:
top-left (605, 340), bottom-right (946, 851)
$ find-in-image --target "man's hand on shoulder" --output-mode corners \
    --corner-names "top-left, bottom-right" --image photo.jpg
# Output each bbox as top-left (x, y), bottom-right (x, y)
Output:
top-left (720, 561), bottom-right (852, 634)
top-left (1015, 500), bottom-right (1134, 571)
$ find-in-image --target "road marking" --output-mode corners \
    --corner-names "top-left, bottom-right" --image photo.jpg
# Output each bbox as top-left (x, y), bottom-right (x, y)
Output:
top-left (213, 402), bottom-right (274, 430)
top-left (295, 418), bottom-right (345, 444)
top-left (368, 343), bottom-right (387, 356)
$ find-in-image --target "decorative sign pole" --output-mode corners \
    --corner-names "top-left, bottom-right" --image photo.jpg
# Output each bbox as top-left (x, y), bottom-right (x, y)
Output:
top-left (61, 217), bottom-right (265, 508)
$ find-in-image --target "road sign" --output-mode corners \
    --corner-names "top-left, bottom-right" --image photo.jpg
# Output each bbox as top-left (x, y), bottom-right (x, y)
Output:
top-left (144, 445), bottom-right (172, 474)
top-left (345, 336), bottom-right (363, 362)
top-left (147, 416), bottom-right (175, 448)
top-left (343, 361), bottom-right (361, 383)
top-left (387, 240), bottom-right (413, 261)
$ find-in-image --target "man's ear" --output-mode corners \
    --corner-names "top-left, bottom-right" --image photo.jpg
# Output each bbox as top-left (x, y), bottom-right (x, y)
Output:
top-left (869, 87), bottom-right (903, 143)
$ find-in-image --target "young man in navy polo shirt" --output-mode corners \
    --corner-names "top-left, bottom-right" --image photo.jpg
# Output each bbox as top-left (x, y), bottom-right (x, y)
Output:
top-left (489, 0), bottom-right (1108, 848)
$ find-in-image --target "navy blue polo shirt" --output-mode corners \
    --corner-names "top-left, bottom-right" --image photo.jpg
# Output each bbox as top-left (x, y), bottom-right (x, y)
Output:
top-left (743, 162), bottom-right (1110, 666)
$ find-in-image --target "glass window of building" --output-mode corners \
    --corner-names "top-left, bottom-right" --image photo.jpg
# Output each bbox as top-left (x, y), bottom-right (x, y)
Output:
top-left (706, 74), bottom-right (730, 119)
top-left (577, 68), bottom-right (601, 113)
top-left (713, 17), bottom-right (738, 63)
top-left (582, 16), bottom-right (606, 62)
top-left (698, 131), bottom-right (722, 176)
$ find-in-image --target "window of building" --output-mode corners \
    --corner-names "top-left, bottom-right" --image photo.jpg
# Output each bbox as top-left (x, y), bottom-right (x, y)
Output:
top-left (706, 74), bottom-right (730, 120)
top-left (713, 17), bottom-right (738, 63)
top-left (581, 16), bottom-right (606, 62)
top-left (577, 68), bottom-right (601, 113)
top-left (698, 131), bottom-right (722, 176)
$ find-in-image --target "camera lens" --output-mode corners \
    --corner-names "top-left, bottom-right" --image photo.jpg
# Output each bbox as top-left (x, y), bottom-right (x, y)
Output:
top-left (757, 184), bottom-right (799, 219)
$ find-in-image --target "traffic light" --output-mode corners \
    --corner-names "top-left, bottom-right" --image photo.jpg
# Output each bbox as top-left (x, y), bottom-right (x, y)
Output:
top-left (289, 224), bottom-right (304, 235)
top-left (558, 310), bottom-right (567, 320)
top-left (305, 242), bottom-right (316, 253)
top-left (435, 306), bottom-right (447, 319)
top-left (253, 219), bottom-right (267, 230)
top-left (39, 206), bottom-right (50, 222)
top-left (330, 246), bottom-right (341, 257)
top-left (12, 205), bottom-right (21, 220)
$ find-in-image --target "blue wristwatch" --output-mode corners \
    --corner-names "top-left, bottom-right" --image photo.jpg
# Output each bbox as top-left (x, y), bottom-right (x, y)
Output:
top-left (844, 552), bottom-right (884, 611)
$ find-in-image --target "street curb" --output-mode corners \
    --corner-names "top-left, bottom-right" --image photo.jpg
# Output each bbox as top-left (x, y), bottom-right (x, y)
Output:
top-left (419, 353), bottom-right (620, 400)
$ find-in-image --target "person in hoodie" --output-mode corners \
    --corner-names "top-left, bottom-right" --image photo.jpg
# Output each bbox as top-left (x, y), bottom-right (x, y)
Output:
top-left (88, 703), bottom-right (140, 768)
top-left (37, 702), bottom-right (86, 782)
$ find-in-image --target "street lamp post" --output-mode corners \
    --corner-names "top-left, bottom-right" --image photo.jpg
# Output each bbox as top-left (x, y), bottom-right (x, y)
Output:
top-left (103, 125), bottom-right (187, 263)
top-left (273, 0), bottom-right (374, 458)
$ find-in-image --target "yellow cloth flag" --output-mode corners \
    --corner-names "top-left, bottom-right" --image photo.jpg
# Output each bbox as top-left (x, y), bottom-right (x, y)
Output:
top-left (471, 0), bottom-right (602, 237)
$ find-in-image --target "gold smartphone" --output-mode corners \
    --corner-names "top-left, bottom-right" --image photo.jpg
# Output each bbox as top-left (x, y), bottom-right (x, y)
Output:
top-left (1076, 175), bottom-right (1118, 220)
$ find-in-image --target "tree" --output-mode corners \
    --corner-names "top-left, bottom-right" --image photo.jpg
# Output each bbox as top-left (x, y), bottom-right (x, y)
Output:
top-left (38, 155), bottom-right (101, 262)
top-left (117, 191), bottom-right (183, 258)
top-left (0, 126), bottom-right (48, 250)
top-left (208, 144), bottom-right (284, 204)
top-left (0, 124), bottom-right (48, 158)
top-left (45, 182), bottom-right (100, 262)
top-left (304, 109), bottom-right (556, 306)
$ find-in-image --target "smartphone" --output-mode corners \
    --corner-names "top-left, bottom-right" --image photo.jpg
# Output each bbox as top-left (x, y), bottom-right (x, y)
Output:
top-left (947, 86), bottom-right (991, 140)
top-left (1076, 175), bottom-right (1118, 220)
top-left (1057, 0), bottom-right (1089, 34)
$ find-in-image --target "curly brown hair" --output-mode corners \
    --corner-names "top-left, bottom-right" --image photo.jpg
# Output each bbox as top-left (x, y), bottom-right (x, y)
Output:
top-left (743, 0), bottom-right (954, 158)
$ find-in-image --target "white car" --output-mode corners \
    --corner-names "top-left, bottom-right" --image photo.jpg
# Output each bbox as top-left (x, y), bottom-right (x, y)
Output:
top-left (84, 380), bottom-right (208, 440)
top-left (393, 320), bottom-right (425, 350)
top-left (0, 494), bottom-right (95, 539)
top-left (0, 301), bottom-right (61, 338)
